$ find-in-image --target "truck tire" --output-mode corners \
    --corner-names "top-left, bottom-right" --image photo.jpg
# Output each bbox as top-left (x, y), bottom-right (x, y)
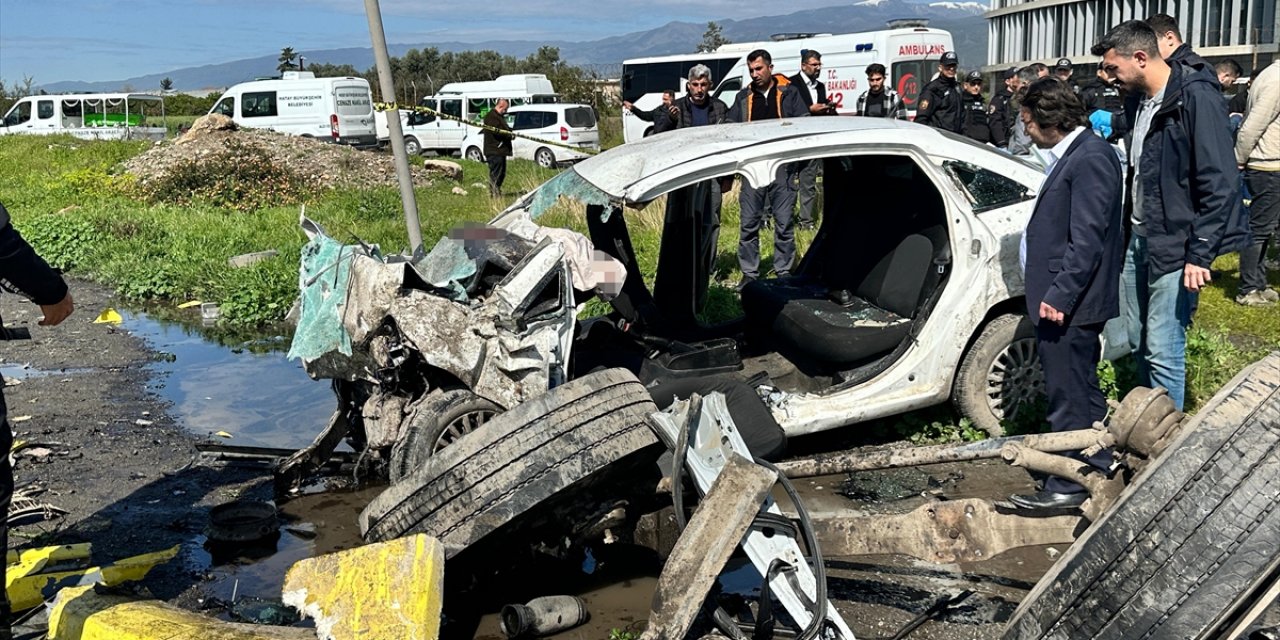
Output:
top-left (1004, 353), bottom-right (1280, 640)
top-left (359, 368), bottom-right (660, 557)
top-left (465, 146), bottom-right (485, 162)
top-left (387, 388), bottom-right (501, 482)
top-left (952, 313), bottom-right (1043, 437)
top-left (403, 136), bottom-right (421, 156)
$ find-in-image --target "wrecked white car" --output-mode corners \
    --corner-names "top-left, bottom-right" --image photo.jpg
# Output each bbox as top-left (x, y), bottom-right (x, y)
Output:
top-left (281, 117), bottom-right (1056, 488)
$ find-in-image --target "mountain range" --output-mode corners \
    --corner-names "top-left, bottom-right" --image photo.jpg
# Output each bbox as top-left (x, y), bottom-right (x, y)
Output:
top-left (40, 0), bottom-right (987, 93)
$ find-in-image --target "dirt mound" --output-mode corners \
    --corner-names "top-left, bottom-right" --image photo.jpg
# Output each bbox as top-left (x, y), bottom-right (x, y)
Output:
top-left (124, 115), bottom-right (462, 192)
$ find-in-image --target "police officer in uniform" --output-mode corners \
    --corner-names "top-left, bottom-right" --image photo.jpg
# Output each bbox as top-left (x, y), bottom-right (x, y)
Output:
top-left (915, 51), bottom-right (963, 134)
top-left (1079, 63), bottom-right (1126, 142)
top-left (987, 67), bottom-right (1018, 148)
top-left (960, 70), bottom-right (992, 144)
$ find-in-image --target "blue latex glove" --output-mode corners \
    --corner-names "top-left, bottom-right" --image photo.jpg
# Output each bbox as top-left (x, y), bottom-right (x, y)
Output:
top-left (1089, 110), bottom-right (1113, 140)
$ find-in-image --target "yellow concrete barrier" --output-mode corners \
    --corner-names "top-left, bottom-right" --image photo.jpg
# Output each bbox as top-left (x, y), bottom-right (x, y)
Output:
top-left (48, 585), bottom-right (316, 640)
top-left (7, 545), bottom-right (179, 612)
top-left (282, 533), bottom-right (445, 640)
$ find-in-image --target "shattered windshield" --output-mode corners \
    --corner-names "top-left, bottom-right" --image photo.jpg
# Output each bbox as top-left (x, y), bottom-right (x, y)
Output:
top-left (527, 168), bottom-right (617, 221)
top-left (943, 160), bottom-right (1033, 213)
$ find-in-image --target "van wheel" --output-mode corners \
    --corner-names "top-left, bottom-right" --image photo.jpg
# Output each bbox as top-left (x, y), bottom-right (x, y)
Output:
top-left (534, 147), bottom-right (556, 168)
top-left (360, 368), bottom-right (660, 555)
top-left (403, 136), bottom-right (421, 155)
top-left (952, 313), bottom-right (1044, 437)
top-left (1004, 354), bottom-right (1280, 640)
top-left (387, 389), bottom-right (501, 482)
top-left (465, 146), bottom-right (485, 162)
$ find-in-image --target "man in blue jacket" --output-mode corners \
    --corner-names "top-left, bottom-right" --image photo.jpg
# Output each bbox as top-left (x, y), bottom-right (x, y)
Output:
top-left (1093, 21), bottom-right (1248, 411)
top-left (1011, 77), bottom-right (1125, 510)
top-left (0, 202), bottom-right (74, 636)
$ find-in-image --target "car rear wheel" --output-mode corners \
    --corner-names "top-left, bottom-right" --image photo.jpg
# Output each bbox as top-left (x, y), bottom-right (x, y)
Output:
top-left (388, 388), bottom-right (501, 482)
top-left (360, 368), bottom-right (660, 556)
top-left (953, 313), bottom-right (1044, 437)
top-left (403, 136), bottom-right (421, 155)
top-left (1004, 354), bottom-right (1280, 640)
top-left (465, 146), bottom-right (484, 162)
top-left (534, 147), bottom-right (556, 169)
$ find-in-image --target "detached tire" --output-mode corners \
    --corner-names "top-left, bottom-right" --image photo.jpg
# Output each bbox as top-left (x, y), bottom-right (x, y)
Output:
top-left (388, 389), bottom-right (501, 482)
top-left (360, 368), bottom-right (660, 556)
top-left (953, 313), bottom-right (1043, 437)
top-left (1005, 353), bottom-right (1280, 640)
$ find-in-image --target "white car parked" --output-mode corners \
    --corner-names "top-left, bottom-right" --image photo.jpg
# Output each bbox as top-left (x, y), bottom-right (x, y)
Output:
top-left (462, 104), bottom-right (600, 168)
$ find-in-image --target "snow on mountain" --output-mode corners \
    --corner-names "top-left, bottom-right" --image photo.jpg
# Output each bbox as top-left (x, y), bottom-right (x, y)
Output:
top-left (928, 1), bottom-right (987, 13)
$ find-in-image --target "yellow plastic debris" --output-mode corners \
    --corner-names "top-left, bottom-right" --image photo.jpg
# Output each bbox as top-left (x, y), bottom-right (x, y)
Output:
top-left (283, 533), bottom-right (445, 640)
top-left (6, 545), bottom-right (179, 612)
top-left (177, 300), bottom-right (202, 309)
top-left (48, 585), bottom-right (314, 640)
top-left (92, 309), bottom-right (122, 325)
top-left (6, 544), bottom-right (91, 581)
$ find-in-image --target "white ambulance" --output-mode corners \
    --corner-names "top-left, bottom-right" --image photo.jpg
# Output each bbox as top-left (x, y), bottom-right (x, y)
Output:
top-left (209, 72), bottom-right (377, 148)
top-left (620, 21), bottom-right (955, 142)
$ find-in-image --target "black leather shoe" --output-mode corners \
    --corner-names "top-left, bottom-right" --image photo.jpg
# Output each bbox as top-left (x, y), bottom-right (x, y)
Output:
top-left (1008, 490), bottom-right (1088, 510)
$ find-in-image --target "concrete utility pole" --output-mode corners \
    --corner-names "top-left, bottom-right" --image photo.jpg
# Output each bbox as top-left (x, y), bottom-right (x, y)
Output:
top-left (363, 0), bottom-right (424, 253)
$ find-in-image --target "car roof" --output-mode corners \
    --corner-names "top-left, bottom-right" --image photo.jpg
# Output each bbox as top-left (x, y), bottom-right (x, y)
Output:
top-left (567, 117), bottom-right (1044, 203)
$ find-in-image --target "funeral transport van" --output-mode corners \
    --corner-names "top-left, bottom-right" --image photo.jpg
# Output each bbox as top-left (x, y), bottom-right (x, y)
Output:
top-left (209, 72), bottom-right (377, 148)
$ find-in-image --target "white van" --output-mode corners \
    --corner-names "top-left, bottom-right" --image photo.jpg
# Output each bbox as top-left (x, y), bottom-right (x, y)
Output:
top-left (0, 93), bottom-right (166, 141)
top-left (460, 103), bottom-right (599, 167)
top-left (401, 74), bottom-right (560, 156)
top-left (621, 22), bottom-right (956, 142)
top-left (209, 72), bottom-right (377, 148)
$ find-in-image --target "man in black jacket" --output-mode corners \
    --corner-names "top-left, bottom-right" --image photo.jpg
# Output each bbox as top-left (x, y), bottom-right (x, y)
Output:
top-left (1147, 14), bottom-right (1219, 89)
top-left (0, 201), bottom-right (74, 635)
top-left (1094, 20), bottom-right (1248, 411)
top-left (960, 70), bottom-right (992, 144)
top-left (788, 50), bottom-right (834, 230)
top-left (673, 64), bottom-right (731, 308)
top-left (915, 51), bottom-right (963, 134)
top-left (1080, 63), bottom-right (1126, 142)
top-left (987, 67), bottom-right (1018, 148)
top-left (623, 90), bottom-right (677, 136)
top-left (726, 49), bottom-right (809, 287)
top-left (482, 99), bottom-right (513, 196)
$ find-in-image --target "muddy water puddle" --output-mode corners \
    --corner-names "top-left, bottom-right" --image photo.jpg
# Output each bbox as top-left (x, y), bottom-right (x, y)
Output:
top-left (121, 310), bottom-right (333, 449)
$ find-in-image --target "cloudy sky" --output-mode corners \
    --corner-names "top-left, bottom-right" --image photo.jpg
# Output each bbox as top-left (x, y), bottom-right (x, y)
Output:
top-left (0, 0), bottom-right (846, 85)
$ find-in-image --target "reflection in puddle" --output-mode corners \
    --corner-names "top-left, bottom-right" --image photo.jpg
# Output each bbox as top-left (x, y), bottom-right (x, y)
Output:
top-left (120, 311), bottom-right (334, 449)
top-left (0, 365), bottom-right (95, 380)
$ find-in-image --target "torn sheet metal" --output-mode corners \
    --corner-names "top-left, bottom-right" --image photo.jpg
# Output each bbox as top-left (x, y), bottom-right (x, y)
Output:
top-left (650, 394), bottom-right (855, 640)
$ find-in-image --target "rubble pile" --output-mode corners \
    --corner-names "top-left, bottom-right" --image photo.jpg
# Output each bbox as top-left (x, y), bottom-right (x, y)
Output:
top-left (123, 114), bottom-right (462, 192)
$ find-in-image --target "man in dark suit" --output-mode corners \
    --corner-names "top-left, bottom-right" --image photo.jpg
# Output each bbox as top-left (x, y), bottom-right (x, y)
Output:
top-left (789, 50), bottom-right (834, 230)
top-left (1011, 77), bottom-right (1125, 510)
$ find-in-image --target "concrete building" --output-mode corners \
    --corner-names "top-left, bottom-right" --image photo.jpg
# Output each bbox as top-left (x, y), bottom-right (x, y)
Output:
top-left (983, 0), bottom-right (1279, 76)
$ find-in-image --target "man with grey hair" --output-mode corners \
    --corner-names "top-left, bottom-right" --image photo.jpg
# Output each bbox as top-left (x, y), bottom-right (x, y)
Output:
top-left (670, 63), bottom-right (731, 309)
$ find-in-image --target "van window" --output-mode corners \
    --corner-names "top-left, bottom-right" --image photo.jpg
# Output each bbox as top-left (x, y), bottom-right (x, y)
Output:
top-left (212, 97), bottom-right (235, 117)
top-left (530, 94), bottom-right (560, 104)
top-left (4, 101), bottom-right (32, 126)
top-left (242, 92), bottom-right (278, 118)
top-left (61, 100), bottom-right (83, 117)
top-left (511, 111), bottom-right (556, 130)
top-left (714, 77), bottom-right (743, 101)
top-left (891, 61), bottom-right (928, 112)
top-left (564, 107), bottom-right (596, 128)
top-left (440, 99), bottom-right (463, 120)
top-left (335, 87), bottom-right (371, 115)
top-left (37, 101), bottom-right (55, 119)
